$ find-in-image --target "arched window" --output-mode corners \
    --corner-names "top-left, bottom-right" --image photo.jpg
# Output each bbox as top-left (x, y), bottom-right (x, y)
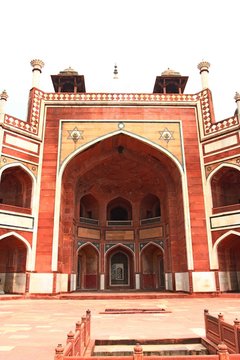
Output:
top-left (107, 197), bottom-right (132, 225)
top-left (107, 197), bottom-right (132, 221)
top-left (110, 206), bottom-right (128, 220)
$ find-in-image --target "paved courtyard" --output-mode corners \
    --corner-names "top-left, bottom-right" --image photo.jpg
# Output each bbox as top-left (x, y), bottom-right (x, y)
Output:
top-left (0, 296), bottom-right (240, 360)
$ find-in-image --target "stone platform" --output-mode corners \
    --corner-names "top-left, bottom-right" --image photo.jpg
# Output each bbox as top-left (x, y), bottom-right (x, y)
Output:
top-left (1, 294), bottom-right (240, 360)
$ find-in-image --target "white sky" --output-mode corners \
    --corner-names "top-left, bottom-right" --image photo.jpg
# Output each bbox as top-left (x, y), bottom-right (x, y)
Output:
top-left (1, 0), bottom-right (240, 120)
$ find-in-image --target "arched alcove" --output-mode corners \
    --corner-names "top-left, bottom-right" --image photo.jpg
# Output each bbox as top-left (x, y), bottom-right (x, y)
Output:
top-left (107, 197), bottom-right (132, 222)
top-left (0, 234), bottom-right (29, 293)
top-left (140, 193), bottom-right (161, 221)
top-left (105, 244), bottom-right (134, 289)
top-left (77, 244), bottom-right (99, 290)
top-left (216, 233), bottom-right (240, 292)
top-left (211, 166), bottom-right (240, 210)
top-left (140, 242), bottom-right (165, 290)
top-left (0, 166), bottom-right (32, 209)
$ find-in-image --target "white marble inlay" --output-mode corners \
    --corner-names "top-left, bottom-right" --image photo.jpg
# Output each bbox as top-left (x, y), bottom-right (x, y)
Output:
top-left (5, 134), bottom-right (39, 153)
top-left (0, 346), bottom-right (15, 351)
top-left (204, 135), bottom-right (238, 153)
top-left (211, 213), bottom-right (240, 228)
top-left (0, 311), bottom-right (13, 314)
top-left (190, 328), bottom-right (206, 337)
top-left (36, 325), bottom-right (51, 328)
top-left (0, 212), bottom-right (34, 229)
top-left (9, 335), bottom-right (30, 339)
top-left (4, 324), bottom-right (30, 327)
top-left (49, 329), bottom-right (65, 333)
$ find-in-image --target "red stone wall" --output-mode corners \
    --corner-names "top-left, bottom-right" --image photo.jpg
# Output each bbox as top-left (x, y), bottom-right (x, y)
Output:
top-left (35, 105), bottom-right (208, 274)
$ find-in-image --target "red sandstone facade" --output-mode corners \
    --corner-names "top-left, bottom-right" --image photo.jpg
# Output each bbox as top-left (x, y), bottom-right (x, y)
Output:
top-left (0, 60), bottom-right (240, 294)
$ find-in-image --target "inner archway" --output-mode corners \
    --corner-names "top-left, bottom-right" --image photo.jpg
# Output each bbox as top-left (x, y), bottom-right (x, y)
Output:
top-left (217, 234), bottom-right (240, 292)
top-left (77, 244), bottom-right (99, 290)
top-left (106, 245), bottom-right (134, 289)
top-left (0, 235), bottom-right (28, 293)
top-left (141, 243), bottom-right (165, 290)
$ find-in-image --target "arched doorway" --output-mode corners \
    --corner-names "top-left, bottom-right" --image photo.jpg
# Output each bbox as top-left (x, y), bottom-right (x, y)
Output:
top-left (0, 234), bottom-right (28, 293)
top-left (217, 233), bottom-right (240, 292)
top-left (77, 244), bottom-right (99, 290)
top-left (141, 243), bottom-right (165, 290)
top-left (106, 245), bottom-right (134, 289)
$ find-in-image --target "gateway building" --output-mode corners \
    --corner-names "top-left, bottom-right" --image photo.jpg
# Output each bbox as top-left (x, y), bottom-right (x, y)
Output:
top-left (0, 60), bottom-right (240, 295)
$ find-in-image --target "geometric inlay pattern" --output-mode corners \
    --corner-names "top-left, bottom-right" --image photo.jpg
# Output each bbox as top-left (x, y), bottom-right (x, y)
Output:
top-left (140, 240), bottom-right (164, 250)
top-left (159, 128), bottom-right (174, 143)
top-left (77, 241), bottom-right (100, 251)
top-left (105, 243), bottom-right (135, 253)
top-left (67, 127), bottom-right (84, 143)
top-left (3, 88), bottom-right (240, 141)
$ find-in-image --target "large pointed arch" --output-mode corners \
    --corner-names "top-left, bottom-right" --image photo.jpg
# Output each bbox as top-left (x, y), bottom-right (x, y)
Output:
top-left (52, 130), bottom-right (193, 275)
top-left (59, 129), bottom-right (184, 175)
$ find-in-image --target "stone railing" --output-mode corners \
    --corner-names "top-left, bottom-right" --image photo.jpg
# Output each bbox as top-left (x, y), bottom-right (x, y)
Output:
top-left (204, 309), bottom-right (240, 354)
top-left (54, 310), bottom-right (91, 360)
top-left (54, 309), bottom-right (240, 360)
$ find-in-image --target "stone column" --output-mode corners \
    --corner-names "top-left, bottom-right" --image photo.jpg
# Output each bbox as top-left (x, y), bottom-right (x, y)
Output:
top-left (197, 61), bottom-right (210, 89)
top-left (234, 92), bottom-right (240, 118)
top-left (0, 90), bottom-right (8, 123)
top-left (30, 59), bottom-right (45, 88)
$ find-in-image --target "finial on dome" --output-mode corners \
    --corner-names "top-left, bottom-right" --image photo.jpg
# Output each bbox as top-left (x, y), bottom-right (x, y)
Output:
top-left (113, 64), bottom-right (118, 79)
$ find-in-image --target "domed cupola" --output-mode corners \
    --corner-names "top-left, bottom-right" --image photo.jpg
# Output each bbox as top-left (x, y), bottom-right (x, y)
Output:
top-left (153, 68), bottom-right (188, 94)
top-left (51, 66), bottom-right (86, 93)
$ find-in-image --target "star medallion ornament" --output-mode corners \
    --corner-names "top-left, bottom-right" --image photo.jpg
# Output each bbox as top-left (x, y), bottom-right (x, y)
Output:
top-left (159, 128), bottom-right (174, 143)
top-left (67, 127), bottom-right (84, 143)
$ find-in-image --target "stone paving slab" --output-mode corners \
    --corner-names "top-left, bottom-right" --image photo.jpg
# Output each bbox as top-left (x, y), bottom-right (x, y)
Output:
top-left (0, 297), bottom-right (240, 360)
